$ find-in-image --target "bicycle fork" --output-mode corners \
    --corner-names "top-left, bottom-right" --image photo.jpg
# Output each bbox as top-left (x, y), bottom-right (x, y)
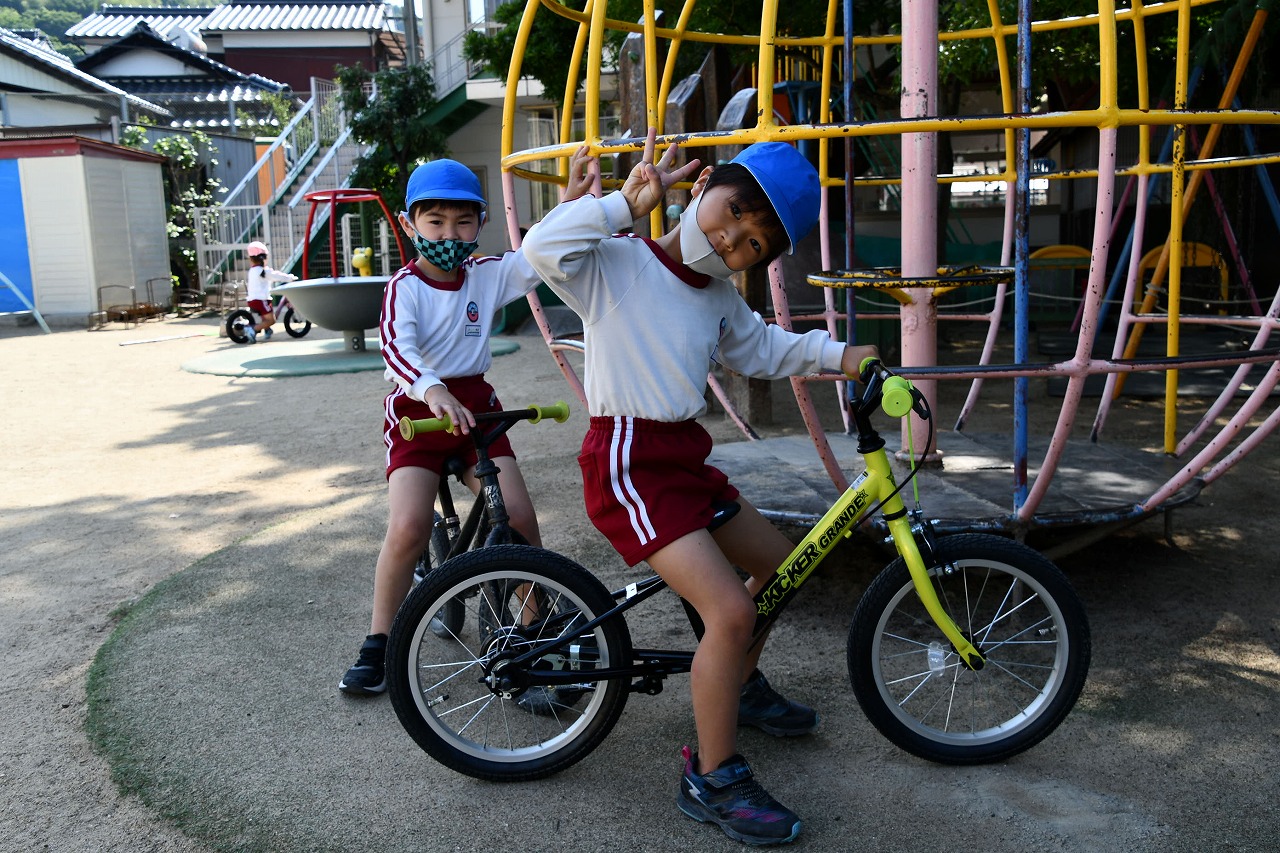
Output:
top-left (869, 450), bottom-right (986, 671)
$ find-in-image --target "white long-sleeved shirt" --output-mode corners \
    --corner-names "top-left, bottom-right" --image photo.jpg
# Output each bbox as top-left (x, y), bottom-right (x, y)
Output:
top-left (247, 265), bottom-right (295, 302)
top-left (380, 253), bottom-right (542, 401)
top-left (521, 192), bottom-right (845, 421)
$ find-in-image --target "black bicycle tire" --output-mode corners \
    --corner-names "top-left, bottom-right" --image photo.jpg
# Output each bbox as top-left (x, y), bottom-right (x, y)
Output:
top-left (847, 533), bottom-right (1090, 765)
top-left (418, 513), bottom-right (461, 635)
top-left (387, 545), bottom-right (631, 781)
top-left (282, 307), bottom-right (311, 338)
top-left (225, 309), bottom-right (253, 344)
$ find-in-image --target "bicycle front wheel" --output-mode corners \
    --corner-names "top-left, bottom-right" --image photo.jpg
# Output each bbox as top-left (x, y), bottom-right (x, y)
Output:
top-left (848, 533), bottom-right (1090, 765)
top-left (282, 306), bottom-right (311, 337)
top-left (387, 545), bottom-right (632, 781)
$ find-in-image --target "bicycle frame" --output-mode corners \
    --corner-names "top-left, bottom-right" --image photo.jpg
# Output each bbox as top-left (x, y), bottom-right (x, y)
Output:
top-left (402, 402), bottom-right (572, 560)
top-left (506, 364), bottom-right (986, 694)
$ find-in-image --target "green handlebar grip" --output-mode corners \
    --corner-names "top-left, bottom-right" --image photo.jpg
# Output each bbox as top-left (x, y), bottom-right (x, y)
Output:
top-left (858, 356), bottom-right (880, 376)
top-left (881, 376), bottom-right (915, 419)
top-left (399, 414), bottom-right (453, 440)
top-left (528, 400), bottom-right (571, 424)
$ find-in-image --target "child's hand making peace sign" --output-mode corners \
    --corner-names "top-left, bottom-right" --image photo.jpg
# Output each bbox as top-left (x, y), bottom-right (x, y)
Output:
top-left (619, 127), bottom-right (703, 222)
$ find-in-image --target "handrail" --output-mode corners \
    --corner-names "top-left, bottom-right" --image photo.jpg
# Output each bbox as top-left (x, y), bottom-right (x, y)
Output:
top-left (220, 98), bottom-right (316, 209)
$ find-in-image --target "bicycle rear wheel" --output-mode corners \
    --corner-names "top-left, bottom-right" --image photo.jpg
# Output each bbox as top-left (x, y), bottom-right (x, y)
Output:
top-left (387, 545), bottom-right (631, 781)
top-left (848, 533), bottom-right (1090, 765)
top-left (225, 309), bottom-right (253, 344)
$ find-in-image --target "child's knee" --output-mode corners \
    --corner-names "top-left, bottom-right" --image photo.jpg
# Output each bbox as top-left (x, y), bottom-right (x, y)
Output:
top-left (703, 594), bottom-right (756, 644)
top-left (386, 512), bottom-right (433, 550)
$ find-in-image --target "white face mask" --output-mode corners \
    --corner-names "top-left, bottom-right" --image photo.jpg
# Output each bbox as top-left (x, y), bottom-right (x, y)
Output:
top-left (678, 194), bottom-right (735, 279)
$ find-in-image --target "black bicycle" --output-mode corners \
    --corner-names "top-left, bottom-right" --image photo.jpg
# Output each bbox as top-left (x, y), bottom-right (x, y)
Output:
top-left (225, 292), bottom-right (311, 344)
top-left (386, 363), bottom-right (1090, 782)
top-left (406, 402), bottom-right (568, 636)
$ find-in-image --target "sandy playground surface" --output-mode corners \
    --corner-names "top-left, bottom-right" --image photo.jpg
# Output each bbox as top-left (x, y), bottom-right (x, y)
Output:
top-left (1, 314), bottom-right (1277, 852)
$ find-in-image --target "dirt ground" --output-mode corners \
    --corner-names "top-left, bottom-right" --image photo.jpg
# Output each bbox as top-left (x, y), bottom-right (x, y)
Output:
top-left (1, 314), bottom-right (1277, 852)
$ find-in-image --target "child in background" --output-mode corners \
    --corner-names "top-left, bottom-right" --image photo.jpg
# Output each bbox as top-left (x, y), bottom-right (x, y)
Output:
top-left (339, 159), bottom-right (591, 698)
top-left (521, 131), bottom-right (877, 846)
top-left (243, 240), bottom-right (296, 343)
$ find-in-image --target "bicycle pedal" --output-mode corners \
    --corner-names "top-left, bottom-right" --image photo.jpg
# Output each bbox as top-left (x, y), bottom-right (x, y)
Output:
top-left (631, 677), bottom-right (665, 696)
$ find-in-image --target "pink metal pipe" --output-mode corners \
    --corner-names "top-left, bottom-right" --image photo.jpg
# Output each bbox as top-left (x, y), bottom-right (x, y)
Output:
top-left (1017, 127), bottom-right (1120, 522)
top-left (899, 0), bottom-right (940, 458)
top-left (770, 259), bottom-right (849, 490)
top-left (1176, 294), bottom-right (1280, 455)
top-left (1091, 168), bottom-right (1153, 440)
top-left (1145, 359), bottom-right (1280, 507)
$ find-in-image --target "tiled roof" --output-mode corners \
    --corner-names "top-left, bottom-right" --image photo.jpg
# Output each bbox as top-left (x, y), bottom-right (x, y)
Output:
top-left (66, 8), bottom-right (213, 42)
top-left (76, 23), bottom-right (289, 92)
top-left (0, 27), bottom-right (169, 115)
top-left (201, 1), bottom-right (389, 33)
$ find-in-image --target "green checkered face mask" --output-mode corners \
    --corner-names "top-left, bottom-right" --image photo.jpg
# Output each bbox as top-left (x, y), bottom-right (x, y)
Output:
top-left (411, 230), bottom-right (479, 273)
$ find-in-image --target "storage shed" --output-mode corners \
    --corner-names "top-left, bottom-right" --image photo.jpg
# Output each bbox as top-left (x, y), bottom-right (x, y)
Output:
top-left (0, 136), bottom-right (168, 326)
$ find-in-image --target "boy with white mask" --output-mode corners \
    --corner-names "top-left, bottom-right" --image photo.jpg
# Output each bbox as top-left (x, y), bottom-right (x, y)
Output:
top-left (522, 130), bottom-right (877, 845)
top-left (340, 158), bottom-right (591, 698)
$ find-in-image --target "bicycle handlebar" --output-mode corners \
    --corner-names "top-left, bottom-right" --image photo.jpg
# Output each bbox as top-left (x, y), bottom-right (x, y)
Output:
top-left (399, 400), bottom-right (571, 440)
top-left (856, 358), bottom-right (923, 420)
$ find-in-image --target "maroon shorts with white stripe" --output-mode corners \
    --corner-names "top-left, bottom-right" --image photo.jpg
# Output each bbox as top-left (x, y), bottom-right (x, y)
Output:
top-left (578, 416), bottom-right (739, 566)
top-left (383, 375), bottom-right (514, 478)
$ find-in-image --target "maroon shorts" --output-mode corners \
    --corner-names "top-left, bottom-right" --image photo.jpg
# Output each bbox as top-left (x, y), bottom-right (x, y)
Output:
top-left (383, 375), bottom-right (515, 478)
top-left (578, 416), bottom-right (739, 566)
top-left (248, 299), bottom-right (272, 316)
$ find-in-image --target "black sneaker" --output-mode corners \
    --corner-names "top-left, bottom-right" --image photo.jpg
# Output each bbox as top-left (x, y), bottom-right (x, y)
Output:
top-left (738, 669), bottom-right (817, 736)
top-left (339, 634), bottom-right (387, 695)
top-left (676, 747), bottom-right (801, 845)
top-left (515, 684), bottom-right (588, 716)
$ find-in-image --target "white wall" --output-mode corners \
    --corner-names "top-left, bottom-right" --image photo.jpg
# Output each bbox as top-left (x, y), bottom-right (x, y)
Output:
top-left (19, 153), bottom-right (167, 319)
top-left (447, 106), bottom-right (535, 256)
top-left (22, 156), bottom-right (95, 316)
top-left (85, 156), bottom-right (169, 302)
top-left (89, 49), bottom-right (194, 78)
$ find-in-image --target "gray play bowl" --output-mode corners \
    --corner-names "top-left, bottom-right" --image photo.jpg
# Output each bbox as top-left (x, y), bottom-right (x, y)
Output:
top-left (274, 276), bottom-right (386, 351)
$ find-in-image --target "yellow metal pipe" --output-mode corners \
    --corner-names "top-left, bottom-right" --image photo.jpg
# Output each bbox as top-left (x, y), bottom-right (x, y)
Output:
top-left (1116, 5), bottom-right (1271, 419)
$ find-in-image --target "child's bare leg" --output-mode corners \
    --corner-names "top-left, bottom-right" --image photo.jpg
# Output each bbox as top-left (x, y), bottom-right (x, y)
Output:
top-left (711, 498), bottom-right (798, 678)
top-left (370, 466), bottom-right (439, 635)
top-left (646, 530), bottom-right (755, 773)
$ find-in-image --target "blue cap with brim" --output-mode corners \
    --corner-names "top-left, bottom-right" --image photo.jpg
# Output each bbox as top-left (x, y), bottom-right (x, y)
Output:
top-left (730, 142), bottom-right (820, 254)
top-left (405, 159), bottom-right (486, 209)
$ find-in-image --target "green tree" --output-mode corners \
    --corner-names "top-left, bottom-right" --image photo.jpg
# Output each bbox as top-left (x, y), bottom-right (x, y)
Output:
top-left (122, 121), bottom-right (225, 289)
top-left (333, 63), bottom-right (449, 212)
top-left (463, 0), bottom-right (834, 102)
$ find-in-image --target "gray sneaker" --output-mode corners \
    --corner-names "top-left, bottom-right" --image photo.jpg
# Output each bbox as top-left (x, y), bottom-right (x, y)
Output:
top-left (737, 669), bottom-right (817, 736)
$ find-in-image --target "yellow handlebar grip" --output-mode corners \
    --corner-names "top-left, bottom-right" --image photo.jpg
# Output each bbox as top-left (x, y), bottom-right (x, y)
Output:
top-left (881, 376), bottom-right (915, 419)
top-left (527, 400), bottom-right (571, 424)
top-left (399, 414), bottom-right (452, 440)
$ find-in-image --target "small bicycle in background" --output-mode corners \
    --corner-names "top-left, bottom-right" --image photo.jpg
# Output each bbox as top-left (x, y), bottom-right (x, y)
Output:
top-left (225, 290), bottom-right (311, 344)
top-left (386, 360), bottom-right (1091, 782)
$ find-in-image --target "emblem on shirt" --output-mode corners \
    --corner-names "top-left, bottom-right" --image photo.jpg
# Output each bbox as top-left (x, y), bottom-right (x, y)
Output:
top-left (465, 300), bottom-right (481, 336)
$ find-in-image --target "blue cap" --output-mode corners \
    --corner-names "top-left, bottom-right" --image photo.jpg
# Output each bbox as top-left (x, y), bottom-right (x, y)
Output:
top-left (730, 142), bottom-right (820, 254)
top-left (405, 159), bottom-right (486, 210)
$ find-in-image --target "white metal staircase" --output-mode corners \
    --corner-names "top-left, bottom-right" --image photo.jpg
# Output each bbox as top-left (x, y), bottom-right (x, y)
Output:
top-left (192, 77), bottom-right (366, 292)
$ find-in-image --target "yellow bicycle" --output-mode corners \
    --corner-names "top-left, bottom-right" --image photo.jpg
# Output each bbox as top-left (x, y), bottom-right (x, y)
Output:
top-left (386, 360), bottom-right (1091, 779)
